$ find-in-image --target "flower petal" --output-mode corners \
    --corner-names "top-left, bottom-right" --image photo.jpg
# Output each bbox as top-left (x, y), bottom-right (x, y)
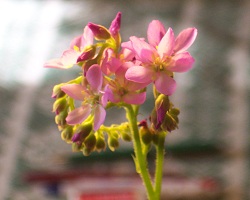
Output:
top-left (174, 28), bottom-right (197, 54)
top-left (61, 84), bottom-right (85, 101)
top-left (123, 92), bottom-right (146, 105)
top-left (70, 35), bottom-right (82, 50)
top-left (154, 73), bottom-right (176, 95)
top-left (157, 28), bottom-right (175, 58)
top-left (168, 52), bottom-right (195, 72)
top-left (61, 49), bottom-right (79, 66)
top-left (66, 105), bottom-right (91, 125)
top-left (130, 36), bottom-right (155, 63)
top-left (125, 66), bottom-right (153, 83)
top-left (93, 105), bottom-right (106, 131)
top-left (82, 25), bottom-right (94, 47)
top-left (147, 20), bottom-right (166, 46)
top-left (44, 58), bottom-right (65, 69)
top-left (86, 64), bottom-right (103, 92)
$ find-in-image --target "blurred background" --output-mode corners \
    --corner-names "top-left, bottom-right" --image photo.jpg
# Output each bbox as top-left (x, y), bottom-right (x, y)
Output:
top-left (0, 0), bottom-right (250, 199)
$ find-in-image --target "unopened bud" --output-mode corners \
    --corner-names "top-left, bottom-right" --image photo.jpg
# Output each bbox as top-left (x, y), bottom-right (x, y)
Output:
top-left (140, 126), bottom-right (152, 145)
top-left (95, 136), bottom-right (106, 151)
top-left (53, 97), bottom-right (67, 113)
top-left (72, 142), bottom-right (83, 152)
top-left (72, 122), bottom-right (93, 143)
top-left (109, 12), bottom-right (121, 36)
top-left (161, 113), bottom-right (178, 132)
top-left (77, 45), bottom-right (96, 62)
top-left (155, 94), bottom-right (170, 128)
top-left (121, 131), bottom-right (131, 142)
top-left (61, 126), bottom-right (74, 143)
top-left (88, 23), bottom-right (111, 40)
top-left (84, 133), bottom-right (96, 151)
top-left (108, 136), bottom-right (119, 151)
top-left (55, 109), bottom-right (68, 126)
top-left (52, 84), bottom-right (65, 98)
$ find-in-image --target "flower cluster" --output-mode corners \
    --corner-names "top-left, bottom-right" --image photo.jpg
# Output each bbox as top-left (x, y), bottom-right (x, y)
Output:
top-left (45, 12), bottom-right (197, 155)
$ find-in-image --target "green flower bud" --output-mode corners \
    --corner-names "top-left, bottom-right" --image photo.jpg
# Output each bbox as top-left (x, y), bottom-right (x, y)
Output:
top-left (52, 84), bottom-right (65, 98)
top-left (53, 97), bottom-right (67, 113)
top-left (72, 122), bottom-right (93, 143)
top-left (95, 135), bottom-right (106, 152)
top-left (55, 109), bottom-right (68, 127)
top-left (169, 107), bottom-right (180, 116)
top-left (108, 136), bottom-right (119, 151)
top-left (140, 126), bottom-right (152, 145)
top-left (72, 142), bottom-right (83, 152)
top-left (152, 133), bottom-right (159, 145)
top-left (121, 131), bottom-right (132, 142)
top-left (161, 113), bottom-right (178, 132)
top-left (61, 126), bottom-right (74, 143)
top-left (84, 133), bottom-right (96, 151)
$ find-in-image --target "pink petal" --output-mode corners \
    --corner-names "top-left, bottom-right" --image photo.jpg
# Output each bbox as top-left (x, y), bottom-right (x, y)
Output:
top-left (66, 105), bottom-right (91, 125)
top-left (154, 73), bottom-right (176, 95)
top-left (44, 58), bottom-right (65, 69)
top-left (82, 25), bottom-right (94, 47)
top-left (70, 35), bottom-right (82, 50)
top-left (121, 41), bottom-right (133, 51)
top-left (86, 64), bottom-right (103, 92)
top-left (147, 20), bottom-right (166, 46)
top-left (61, 49), bottom-right (79, 66)
top-left (157, 28), bottom-right (175, 58)
top-left (125, 66), bottom-right (153, 83)
top-left (93, 105), bottom-right (106, 131)
top-left (101, 85), bottom-right (110, 106)
top-left (130, 36), bottom-right (155, 63)
top-left (123, 92), bottom-right (146, 105)
top-left (61, 84), bottom-right (85, 101)
top-left (174, 28), bottom-right (197, 54)
top-left (120, 47), bottom-right (135, 61)
top-left (168, 52), bottom-right (195, 72)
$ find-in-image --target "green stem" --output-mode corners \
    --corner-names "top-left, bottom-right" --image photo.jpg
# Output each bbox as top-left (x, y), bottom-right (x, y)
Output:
top-left (154, 131), bottom-right (166, 199)
top-left (125, 105), bottom-right (155, 199)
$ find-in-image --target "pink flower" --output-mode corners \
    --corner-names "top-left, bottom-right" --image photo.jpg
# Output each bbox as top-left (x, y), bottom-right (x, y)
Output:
top-left (101, 47), bottom-right (135, 76)
top-left (61, 65), bottom-right (107, 130)
top-left (125, 20), bottom-right (197, 95)
top-left (44, 26), bottom-right (93, 69)
top-left (106, 62), bottom-right (147, 105)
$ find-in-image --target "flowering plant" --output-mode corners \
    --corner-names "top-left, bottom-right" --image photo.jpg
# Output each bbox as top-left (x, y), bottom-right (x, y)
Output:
top-left (44, 12), bottom-right (197, 199)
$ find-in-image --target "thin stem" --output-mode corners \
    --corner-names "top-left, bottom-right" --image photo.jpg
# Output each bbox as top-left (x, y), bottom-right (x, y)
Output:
top-left (125, 105), bottom-right (155, 200)
top-left (154, 131), bottom-right (166, 199)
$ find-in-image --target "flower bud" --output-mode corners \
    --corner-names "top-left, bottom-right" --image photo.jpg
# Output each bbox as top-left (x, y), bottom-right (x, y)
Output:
top-left (52, 84), bottom-right (65, 98)
top-left (88, 23), bottom-right (111, 40)
top-left (61, 126), bottom-right (74, 143)
top-left (84, 133), bottom-right (96, 151)
top-left (121, 131), bottom-right (132, 142)
top-left (55, 109), bottom-right (68, 126)
top-left (109, 12), bottom-right (121, 37)
top-left (139, 120), bottom-right (152, 145)
top-left (95, 135), bottom-right (106, 152)
top-left (155, 94), bottom-right (170, 128)
top-left (53, 97), bottom-right (67, 113)
top-left (77, 45), bottom-right (96, 62)
top-left (140, 126), bottom-right (152, 145)
top-left (72, 142), bottom-right (83, 152)
top-left (161, 113), bottom-right (178, 132)
top-left (108, 135), bottom-right (119, 151)
top-left (72, 122), bottom-right (93, 143)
